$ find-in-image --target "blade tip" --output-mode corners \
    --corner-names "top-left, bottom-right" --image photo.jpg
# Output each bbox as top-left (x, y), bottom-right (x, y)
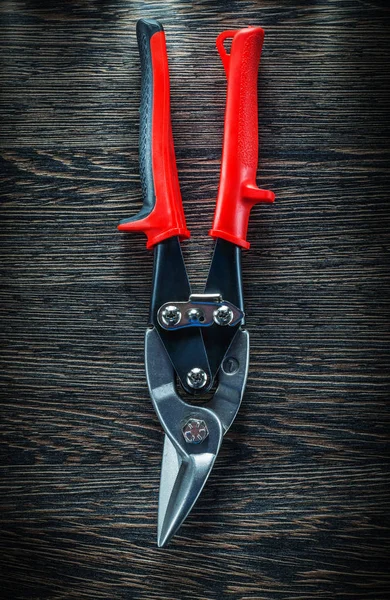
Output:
top-left (157, 529), bottom-right (173, 548)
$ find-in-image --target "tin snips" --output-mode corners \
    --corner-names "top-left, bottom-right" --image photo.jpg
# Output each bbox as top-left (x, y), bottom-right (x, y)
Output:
top-left (118, 19), bottom-right (274, 547)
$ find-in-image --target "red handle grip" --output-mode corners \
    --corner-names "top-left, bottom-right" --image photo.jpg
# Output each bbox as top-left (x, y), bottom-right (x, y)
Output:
top-left (118, 20), bottom-right (189, 249)
top-left (209, 26), bottom-right (275, 249)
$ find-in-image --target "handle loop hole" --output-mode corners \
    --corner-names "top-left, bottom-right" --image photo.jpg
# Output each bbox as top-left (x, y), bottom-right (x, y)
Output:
top-left (216, 30), bottom-right (237, 77)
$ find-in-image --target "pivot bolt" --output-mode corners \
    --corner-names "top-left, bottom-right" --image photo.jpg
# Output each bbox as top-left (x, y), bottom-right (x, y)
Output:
top-left (161, 305), bottom-right (181, 327)
top-left (186, 367), bottom-right (208, 390)
top-left (182, 418), bottom-right (209, 444)
top-left (213, 305), bottom-right (233, 326)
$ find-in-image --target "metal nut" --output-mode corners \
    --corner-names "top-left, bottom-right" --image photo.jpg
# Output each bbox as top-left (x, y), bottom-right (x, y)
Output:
top-left (182, 418), bottom-right (209, 444)
top-left (186, 367), bottom-right (208, 390)
top-left (213, 305), bottom-right (233, 326)
top-left (161, 305), bottom-right (181, 326)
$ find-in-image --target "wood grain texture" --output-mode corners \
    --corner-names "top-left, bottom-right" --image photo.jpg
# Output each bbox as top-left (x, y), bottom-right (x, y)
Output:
top-left (1, 0), bottom-right (389, 598)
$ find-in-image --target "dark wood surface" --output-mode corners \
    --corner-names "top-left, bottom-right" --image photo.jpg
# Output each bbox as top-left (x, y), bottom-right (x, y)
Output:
top-left (1, 1), bottom-right (389, 598)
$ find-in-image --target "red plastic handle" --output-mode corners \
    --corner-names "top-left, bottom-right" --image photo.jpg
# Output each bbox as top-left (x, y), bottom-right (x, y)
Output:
top-left (209, 26), bottom-right (275, 249)
top-left (118, 21), bottom-right (190, 249)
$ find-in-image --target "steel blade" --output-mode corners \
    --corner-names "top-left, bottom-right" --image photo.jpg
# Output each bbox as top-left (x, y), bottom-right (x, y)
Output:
top-left (157, 439), bottom-right (217, 548)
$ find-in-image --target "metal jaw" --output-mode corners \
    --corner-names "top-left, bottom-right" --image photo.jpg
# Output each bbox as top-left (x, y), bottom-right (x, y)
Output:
top-left (145, 326), bottom-right (249, 547)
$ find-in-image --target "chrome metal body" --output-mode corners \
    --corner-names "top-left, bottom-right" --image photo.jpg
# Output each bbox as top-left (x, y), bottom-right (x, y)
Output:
top-left (145, 326), bottom-right (249, 547)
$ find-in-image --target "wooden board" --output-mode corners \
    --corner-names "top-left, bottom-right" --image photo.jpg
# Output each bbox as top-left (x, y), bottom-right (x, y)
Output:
top-left (1, 1), bottom-right (389, 598)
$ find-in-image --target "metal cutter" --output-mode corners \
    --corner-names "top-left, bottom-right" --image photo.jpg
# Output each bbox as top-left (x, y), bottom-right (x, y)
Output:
top-left (118, 18), bottom-right (274, 547)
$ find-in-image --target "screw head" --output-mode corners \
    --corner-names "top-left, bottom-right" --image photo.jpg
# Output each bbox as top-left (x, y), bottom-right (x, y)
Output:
top-left (161, 305), bottom-right (181, 326)
top-left (186, 367), bottom-right (208, 390)
top-left (182, 418), bottom-right (209, 444)
top-left (187, 308), bottom-right (204, 323)
top-left (213, 305), bottom-right (233, 326)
